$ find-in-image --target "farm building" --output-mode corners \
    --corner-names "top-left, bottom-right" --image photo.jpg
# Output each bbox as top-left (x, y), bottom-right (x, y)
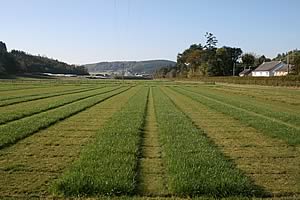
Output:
top-left (239, 68), bottom-right (252, 77)
top-left (252, 61), bottom-right (291, 77)
top-left (274, 64), bottom-right (293, 76)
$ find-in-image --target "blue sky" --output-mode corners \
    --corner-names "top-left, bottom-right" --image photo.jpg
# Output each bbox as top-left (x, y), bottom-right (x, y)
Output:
top-left (0, 0), bottom-right (299, 64)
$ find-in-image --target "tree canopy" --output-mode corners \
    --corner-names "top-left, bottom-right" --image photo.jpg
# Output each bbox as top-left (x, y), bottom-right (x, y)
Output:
top-left (156, 33), bottom-right (243, 77)
top-left (0, 41), bottom-right (88, 75)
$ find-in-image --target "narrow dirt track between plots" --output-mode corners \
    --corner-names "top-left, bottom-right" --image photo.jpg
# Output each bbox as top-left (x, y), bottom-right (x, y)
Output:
top-left (0, 87), bottom-right (140, 198)
top-left (138, 87), bottom-right (168, 196)
top-left (163, 86), bottom-right (300, 197)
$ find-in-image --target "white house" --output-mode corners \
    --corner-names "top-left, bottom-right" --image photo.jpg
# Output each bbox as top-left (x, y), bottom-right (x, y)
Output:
top-left (274, 64), bottom-right (292, 76)
top-left (252, 61), bottom-right (290, 77)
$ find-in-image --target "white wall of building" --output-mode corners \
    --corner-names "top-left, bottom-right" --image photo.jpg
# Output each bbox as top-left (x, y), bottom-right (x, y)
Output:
top-left (252, 71), bottom-right (271, 77)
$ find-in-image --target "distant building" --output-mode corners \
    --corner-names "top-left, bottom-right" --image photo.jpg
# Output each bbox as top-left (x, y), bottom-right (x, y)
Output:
top-left (239, 68), bottom-right (252, 77)
top-left (274, 64), bottom-right (293, 76)
top-left (252, 61), bottom-right (291, 77)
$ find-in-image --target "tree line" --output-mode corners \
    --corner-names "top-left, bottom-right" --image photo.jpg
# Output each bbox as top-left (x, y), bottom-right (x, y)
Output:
top-left (0, 41), bottom-right (88, 76)
top-left (155, 33), bottom-right (300, 78)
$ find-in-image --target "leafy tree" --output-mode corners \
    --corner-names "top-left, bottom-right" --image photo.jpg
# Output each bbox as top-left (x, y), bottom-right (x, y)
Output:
top-left (213, 47), bottom-right (242, 76)
top-left (293, 53), bottom-right (300, 75)
top-left (175, 33), bottom-right (243, 77)
top-left (0, 41), bottom-right (7, 52)
top-left (0, 41), bottom-right (19, 74)
top-left (186, 49), bottom-right (202, 75)
top-left (10, 50), bottom-right (88, 75)
top-left (228, 47), bottom-right (243, 76)
top-left (242, 53), bottom-right (255, 69)
top-left (255, 55), bottom-right (271, 67)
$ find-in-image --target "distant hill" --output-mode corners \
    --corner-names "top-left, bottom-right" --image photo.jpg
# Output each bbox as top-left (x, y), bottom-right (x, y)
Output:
top-left (0, 41), bottom-right (88, 75)
top-left (84, 60), bottom-right (176, 74)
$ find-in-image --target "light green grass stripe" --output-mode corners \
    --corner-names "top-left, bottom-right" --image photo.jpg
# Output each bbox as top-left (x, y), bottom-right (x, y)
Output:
top-left (153, 87), bottom-right (264, 197)
top-left (182, 86), bottom-right (300, 127)
top-left (173, 86), bottom-right (300, 146)
top-left (0, 86), bottom-right (119, 124)
top-left (52, 86), bottom-right (149, 196)
top-left (0, 87), bottom-right (131, 149)
top-left (0, 86), bottom-right (99, 107)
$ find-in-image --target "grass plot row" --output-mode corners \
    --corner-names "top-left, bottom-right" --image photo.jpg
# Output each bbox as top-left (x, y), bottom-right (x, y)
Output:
top-left (0, 87), bottom-right (130, 149)
top-left (173, 87), bottom-right (300, 145)
top-left (182, 86), bottom-right (300, 126)
top-left (0, 86), bottom-right (118, 124)
top-left (153, 87), bottom-right (263, 197)
top-left (0, 85), bottom-right (99, 107)
top-left (52, 87), bottom-right (149, 196)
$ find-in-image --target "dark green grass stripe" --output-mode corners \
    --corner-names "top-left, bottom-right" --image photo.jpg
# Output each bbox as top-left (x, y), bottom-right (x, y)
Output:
top-left (153, 87), bottom-right (265, 197)
top-left (0, 87), bottom-right (132, 149)
top-left (52, 87), bottom-right (149, 197)
top-left (0, 86), bottom-right (120, 125)
top-left (173, 86), bottom-right (300, 146)
top-left (0, 86), bottom-right (100, 107)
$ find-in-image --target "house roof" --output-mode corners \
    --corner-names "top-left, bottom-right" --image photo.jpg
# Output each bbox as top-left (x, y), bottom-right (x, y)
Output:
top-left (254, 61), bottom-right (283, 72)
top-left (276, 64), bottom-right (293, 72)
top-left (239, 69), bottom-right (252, 75)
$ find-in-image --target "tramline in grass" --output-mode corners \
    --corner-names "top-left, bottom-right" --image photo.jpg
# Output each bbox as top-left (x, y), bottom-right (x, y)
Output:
top-left (53, 86), bottom-right (149, 196)
top-left (152, 87), bottom-right (264, 197)
top-left (0, 79), bottom-right (299, 199)
top-left (163, 86), bottom-right (300, 196)
top-left (0, 86), bottom-right (143, 198)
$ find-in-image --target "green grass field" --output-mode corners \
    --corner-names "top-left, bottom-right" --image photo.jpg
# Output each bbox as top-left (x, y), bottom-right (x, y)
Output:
top-left (0, 79), bottom-right (299, 200)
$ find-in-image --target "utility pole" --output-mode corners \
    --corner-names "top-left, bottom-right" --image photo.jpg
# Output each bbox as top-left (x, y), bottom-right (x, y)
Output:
top-left (122, 63), bottom-right (125, 84)
top-left (287, 53), bottom-right (290, 74)
top-left (233, 62), bottom-right (236, 76)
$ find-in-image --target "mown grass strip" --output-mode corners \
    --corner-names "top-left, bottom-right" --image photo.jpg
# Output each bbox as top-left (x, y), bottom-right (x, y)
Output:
top-left (153, 87), bottom-right (263, 197)
top-left (0, 86), bottom-right (118, 124)
top-left (214, 85), bottom-right (300, 106)
top-left (0, 87), bottom-right (131, 149)
top-left (0, 85), bottom-right (85, 101)
top-left (52, 87), bottom-right (149, 196)
top-left (0, 86), bottom-right (99, 107)
top-left (173, 86), bottom-right (300, 145)
top-left (182, 86), bottom-right (300, 126)
top-left (0, 84), bottom-right (66, 97)
top-left (137, 87), bottom-right (168, 196)
top-left (0, 85), bottom-right (50, 92)
top-left (0, 87), bottom-right (142, 198)
top-left (164, 86), bottom-right (300, 196)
